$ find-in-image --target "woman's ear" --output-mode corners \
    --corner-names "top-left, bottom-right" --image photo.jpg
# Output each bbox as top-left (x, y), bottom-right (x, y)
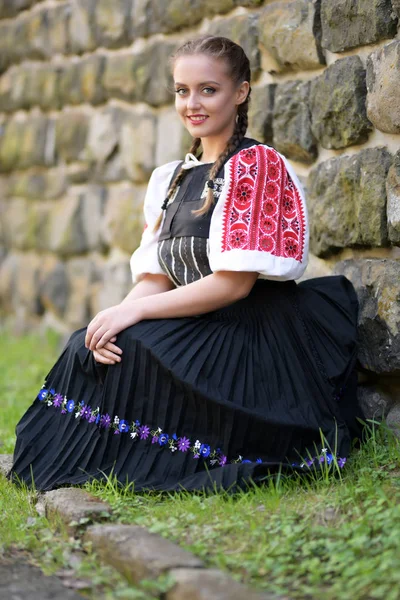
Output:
top-left (236, 81), bottom-right (250, 105)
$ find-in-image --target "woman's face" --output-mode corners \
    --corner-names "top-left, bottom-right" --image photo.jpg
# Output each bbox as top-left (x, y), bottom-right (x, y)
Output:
top-left (173, 54), bottom-right (248, 142)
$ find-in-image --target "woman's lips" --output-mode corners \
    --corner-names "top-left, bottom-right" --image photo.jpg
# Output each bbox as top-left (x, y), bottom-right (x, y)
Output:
top-left (187, 115), bottom-right (208, 125)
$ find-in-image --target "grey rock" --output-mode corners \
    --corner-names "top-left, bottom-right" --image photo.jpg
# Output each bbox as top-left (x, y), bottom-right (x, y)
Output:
top-left (46, 3), bottom-right (71, 56)
top-left (333, 258), bottom-right (400, 374)
top-left (273, 80), bottom-right (317, 163)
top-left (102, 52), bottom-right (136, 102)
top-left (131, 0), bottom-right (235, 38)
top-left (44, 488), bottom-right (111, 530)
top-left (0, 454), bottom-right (13, 476)
top-left (387, 152), bottom-right (400, 245)
top-left (55, 110), bottom-right (90, 163)
top-left (0, 0), bottom-right (35, 19)
top-left (357, 385), bottom-right (394, 420)
top-left (320, 0), bottom-right (398, 52)
top-left (119, 105), bottom-right (157, 182)
top-left (130, 39), bottom-right (176, 106)
top-left (85, 524), bottom-right (204, 583)
top-left (40, 260), bottom-right (69, 318)
top-left (308, 148), bottom-right (392, 256)
top-left (92, 250), bottom-right (132, 313)
top-left (393, 0), bottom-right (400, 18)
top-left (69, 0), bottom-right (97, 54)
top-left (208, 14), bottom-right (261, 73)
top-left (85, 106), bottom-right (121, 165)
top-left (8, 168), bottom-right (67, 200)
top-left (0, 20), bottom-right (17, 74)
top-left (248, 84), bottom-right (276, 145)
top-left (0, 115), bottom-right (50, 172)
top-left (310, 56), bottom-right (372, 150)
top-left (95, 0), bottom-right (132, 49)
top-left (156, 107), bottom-right (187, 166)
top-left (65, 257), bottom-right (97, 327)
top-left (101, 184), bottom-right (146, 253)
top-left (166, 568), bottom-right (277, 600)
top-left (0, 558), bottom-right (82, 600)
top-left (386, 404), bottom-right (400, 436)
top-left (367, 40), bottom-right (400, 134)
top-left (259, 0), bottom-right (325, 73)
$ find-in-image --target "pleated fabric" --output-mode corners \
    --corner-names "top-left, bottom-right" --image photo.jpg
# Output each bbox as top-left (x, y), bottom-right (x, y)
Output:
top-left (10, 276), bottom-right (361, 492)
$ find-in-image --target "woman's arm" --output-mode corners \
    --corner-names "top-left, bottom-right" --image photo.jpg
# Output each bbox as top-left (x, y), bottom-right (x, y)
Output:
top-left (120, 273), bottom-right (175, 305)
top-left (86, 271), bottom-right (258, 350)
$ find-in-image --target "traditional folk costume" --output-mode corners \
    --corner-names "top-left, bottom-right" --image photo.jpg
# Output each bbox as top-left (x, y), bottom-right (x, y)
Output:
top-left (10, 138), bottom-right (362, 491)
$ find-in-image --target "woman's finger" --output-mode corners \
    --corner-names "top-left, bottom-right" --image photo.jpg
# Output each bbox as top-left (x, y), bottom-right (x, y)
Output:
top-left (93, 350), bottom-right (115, 365)
top-left (96, 347), bottom-right (122, 362)
top-left (89, 325), bottom-right (109, 351)
top-left (104, 341), bottom-right (122, 354)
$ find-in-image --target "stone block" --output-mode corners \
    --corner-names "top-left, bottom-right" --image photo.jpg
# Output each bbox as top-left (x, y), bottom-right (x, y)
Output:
top-left (310, 56), bottom-right (372, 149)
top-left (320, 0), bottom-right (398, 52)
top-left (0, 116), bottom-right (50, 172)
top-left (25, 7), bottom-right (52, 61)
top-left (119, 105), bottom-right (157, 182)
top-left (32, 64), bottom-right (63, 111)
top-left (156, 107), bottom-right (188, 166)
top-left (0, 0), bottom-right (35, 19)
top-left (387, 152), bottom-right (400, 246)
top-left (65, 256), bottom-right (97, 327)
top-left (58, 61), bottom-right (84, 106)
top-left (0, 252), bottom-right (17, 313)
top-left (166, 568), bottom-right (276, 600)
top-left (0, 21), bottom-right (17, 74)
top-left (0, 454), bottom-right (13, 476)
top-left (272, 80), bottom-right (317, 163)
top-left (357, 385), bottom-right (394, 421)
top-left (308, 148), bottom-right (392, 256)
top-left (44, 488), bottom-right (111, 531)
top-left (131, 39), bottom-right (176, 106)
top-left (14, 252), bottom-right (43, 317)
top-left (208, 14), bottom-right (261, 72)
top-left (393, 0), bottom-right (400, 17)
top-left (79, 54), bottom-right (107, 105)
top-left (48, 186), bottom-right (106, 256)
top-left (259, 0), bottom-right (325, 73)
top-left (131, 0), bottom-right (234, 38)
top-left (102, 52), bottom-right (136, 102)
top-left (47, 3), bottom-right (71, 56)
top-left (333, 258), bottom-right (400, 375)
top-left (8, 168), bottom-right (68, 200)
top-left (95, 0), bottom-right (131, 48)
top-left (92, 248), bottom-right (132, 312)
top-left (55, 111), bottom-right (90, 163)
top-left (386, 405), bottom-right (400, 437)
top-left (248, 84), bottom-right (276, 144)
top-left (101, 183), bottom-right (146, 253)
top-left (39, 257), bottom-right (69, 318)
top-left (85, 524), bottom-right (204, 584)
top-left (69, 0), bottom-right (97, 54)
top-left (2, 198), bottom-right (41, 251)
top-left (367, 41), bottom-right (400, 134)
top-left (85, 106), bottom-right (121, 165)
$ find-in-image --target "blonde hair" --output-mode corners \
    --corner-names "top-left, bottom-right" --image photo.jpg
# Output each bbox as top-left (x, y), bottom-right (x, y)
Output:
top-left (154, 36), bottom-right (251, 231)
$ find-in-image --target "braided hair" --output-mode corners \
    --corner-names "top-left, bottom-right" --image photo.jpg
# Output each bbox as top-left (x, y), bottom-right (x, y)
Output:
top-left (154, 36), bottom-right (251, 230)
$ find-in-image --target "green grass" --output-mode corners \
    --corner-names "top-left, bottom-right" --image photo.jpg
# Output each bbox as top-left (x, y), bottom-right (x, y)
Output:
top-left (1, 330), bottom-right (400, 599)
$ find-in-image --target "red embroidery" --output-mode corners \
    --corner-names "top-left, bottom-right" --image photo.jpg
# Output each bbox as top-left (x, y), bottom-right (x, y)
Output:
top-left (221, 146), bottom-right (306, 262)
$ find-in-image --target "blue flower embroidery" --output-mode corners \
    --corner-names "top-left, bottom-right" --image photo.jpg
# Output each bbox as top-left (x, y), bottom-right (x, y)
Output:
top-left (200, 444), bottom-right (211, 458)
top-left (66, 400), bottom-right (75, 413)
top-left (158, 433), bottom-right (169, 446)
top-left (38, 389), bottom-right (48, 401)
top-left (119, 420), bottom-right (130, 433)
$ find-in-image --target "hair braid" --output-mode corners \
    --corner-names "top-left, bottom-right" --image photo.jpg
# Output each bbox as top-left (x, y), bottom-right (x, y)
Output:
top-left (153, 137), bottom-right (201, 231)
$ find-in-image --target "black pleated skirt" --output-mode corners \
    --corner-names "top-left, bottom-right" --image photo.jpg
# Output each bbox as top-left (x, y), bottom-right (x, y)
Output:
top-left (10, 276), bottom-right (363, 492)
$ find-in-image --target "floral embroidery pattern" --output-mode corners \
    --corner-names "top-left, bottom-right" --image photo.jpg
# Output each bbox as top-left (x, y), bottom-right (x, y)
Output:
top-left (222, 145), bottom-right (306, 261)
top-left (37, 386), bottom-right (346, 470)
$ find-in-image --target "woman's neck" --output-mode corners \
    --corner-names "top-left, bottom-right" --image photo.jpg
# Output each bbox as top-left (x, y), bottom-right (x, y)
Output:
top-left (200, 132), bottom-right (236, 163)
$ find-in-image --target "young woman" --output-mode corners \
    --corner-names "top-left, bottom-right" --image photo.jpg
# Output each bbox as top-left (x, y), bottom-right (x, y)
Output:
top-left (10, 37), bottom-right (362, 492)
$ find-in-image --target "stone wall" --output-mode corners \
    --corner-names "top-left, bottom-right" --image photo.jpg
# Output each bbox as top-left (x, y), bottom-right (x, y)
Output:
top-left (0, 0), bottom-right (400, 419)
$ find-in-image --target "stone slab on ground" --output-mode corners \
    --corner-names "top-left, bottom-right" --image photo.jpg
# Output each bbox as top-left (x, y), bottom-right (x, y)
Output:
top-left (44, 488), bottom-right (111, 529)
top-left (85, 524), bottom-right (204, 583)
top-left (0, 558), bottom-right (82, 600)
top-left (0, 453), bottom-right (13, 476)
top-left (166, 568), bottom-right (281, 600)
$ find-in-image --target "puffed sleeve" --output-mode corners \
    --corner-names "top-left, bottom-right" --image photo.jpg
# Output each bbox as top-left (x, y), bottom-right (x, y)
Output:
top-left (208, 144), bottom-right (309, 281)
top-left (130, 160), bottom-right (181, 283)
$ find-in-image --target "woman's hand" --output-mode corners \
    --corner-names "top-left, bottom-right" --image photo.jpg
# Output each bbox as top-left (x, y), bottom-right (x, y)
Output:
top-left (85, 304), bottom-right (142, 351)
top-left (92, 336), bottom-right (123, 365)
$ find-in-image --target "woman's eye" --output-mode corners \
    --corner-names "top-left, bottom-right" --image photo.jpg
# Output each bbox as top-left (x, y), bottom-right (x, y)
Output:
top-left (203, 87), bottom-right (216, 94)
top-left (175, 88), bottom-right (187, 95)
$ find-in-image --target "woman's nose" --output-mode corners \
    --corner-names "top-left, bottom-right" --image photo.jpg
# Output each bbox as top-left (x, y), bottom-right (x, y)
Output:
top-left (186, 93), bottom-right (201, 110)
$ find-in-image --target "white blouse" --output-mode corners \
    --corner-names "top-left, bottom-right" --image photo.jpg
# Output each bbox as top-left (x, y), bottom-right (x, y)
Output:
top-left (130, 144), bottom-right (309, 284)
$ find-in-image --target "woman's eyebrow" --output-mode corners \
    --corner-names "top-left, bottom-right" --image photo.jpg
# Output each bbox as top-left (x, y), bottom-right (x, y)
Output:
top-left (174, 81), bottom-right (221, 87)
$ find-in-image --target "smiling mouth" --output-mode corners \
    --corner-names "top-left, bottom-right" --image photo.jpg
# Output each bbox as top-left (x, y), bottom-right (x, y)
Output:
top-left (187, 115), bottom-right (209, 124)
